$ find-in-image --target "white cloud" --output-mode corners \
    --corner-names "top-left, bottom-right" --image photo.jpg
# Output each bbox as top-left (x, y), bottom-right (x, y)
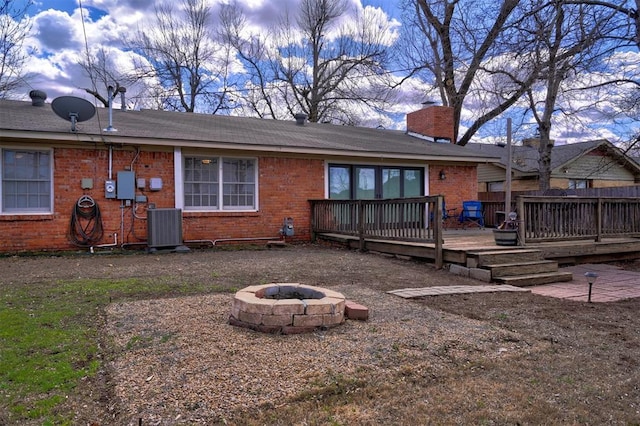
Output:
top-left (31, 9), bottom-right (83, 52)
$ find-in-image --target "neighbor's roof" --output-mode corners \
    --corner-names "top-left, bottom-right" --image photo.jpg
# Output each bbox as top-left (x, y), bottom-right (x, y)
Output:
top-left (0, 99), bottom-right (498, 163)
top-left (467, 140), bottom-right (640, 174)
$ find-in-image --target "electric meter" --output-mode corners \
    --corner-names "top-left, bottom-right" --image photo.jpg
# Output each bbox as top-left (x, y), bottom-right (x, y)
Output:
top-left (105, 180), bottom-right (116, 198)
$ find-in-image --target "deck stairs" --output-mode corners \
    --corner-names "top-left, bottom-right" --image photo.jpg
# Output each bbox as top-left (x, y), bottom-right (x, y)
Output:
top-left (466, 248), bottom-right (573, 286)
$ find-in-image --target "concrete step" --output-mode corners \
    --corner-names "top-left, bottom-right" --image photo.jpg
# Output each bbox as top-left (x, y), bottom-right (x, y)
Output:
top-left (466, 249), bottom-right (544, 268)
top-left (494, 271), bottom-right (574, 287)
top-left (484, 260), bottom-right (559, 278)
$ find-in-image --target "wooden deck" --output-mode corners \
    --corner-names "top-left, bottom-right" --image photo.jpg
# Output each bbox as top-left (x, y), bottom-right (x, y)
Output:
top-left (318, 228), bottom-right (640, 267)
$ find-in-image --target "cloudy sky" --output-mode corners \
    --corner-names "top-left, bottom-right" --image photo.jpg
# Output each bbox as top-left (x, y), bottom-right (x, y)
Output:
top-left (10, 0), bottom-right (640, 145)
top-left (21, 0), bottom-right (404, 98)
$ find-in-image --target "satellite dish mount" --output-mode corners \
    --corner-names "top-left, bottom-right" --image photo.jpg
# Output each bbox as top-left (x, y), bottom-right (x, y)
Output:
top-left (68, 112), bottom-right (80, 132)
top-left (51, 96), bottom-right (96, 133)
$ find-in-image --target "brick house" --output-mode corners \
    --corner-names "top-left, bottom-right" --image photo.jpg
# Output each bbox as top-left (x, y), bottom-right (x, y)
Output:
top-left (0, 96), bottom-right (497, 253)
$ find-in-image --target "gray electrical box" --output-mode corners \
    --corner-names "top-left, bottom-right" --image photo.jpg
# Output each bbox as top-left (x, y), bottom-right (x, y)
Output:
top-left (117, 171), bottom-right (136, 200)
top-left (81, 178), bottom-right (93, 189)
top-left (149, 177), bottom-right (163, 191)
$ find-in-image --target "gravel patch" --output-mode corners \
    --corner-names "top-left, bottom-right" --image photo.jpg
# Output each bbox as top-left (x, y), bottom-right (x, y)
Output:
top-left (106, 285), bottom-right (526, 424)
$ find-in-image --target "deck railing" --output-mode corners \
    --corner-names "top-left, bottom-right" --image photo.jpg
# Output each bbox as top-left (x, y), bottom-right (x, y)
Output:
top-left (480, 185), bottom-right (640, 227)
top-left (517, 196), bottom-right (640, 243)
top-left (310, 196), bottom-right (444, 268)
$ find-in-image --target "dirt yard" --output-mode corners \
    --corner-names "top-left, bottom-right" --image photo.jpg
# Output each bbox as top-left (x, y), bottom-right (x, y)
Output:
top-left (2, 244), bottom-right (640, 424)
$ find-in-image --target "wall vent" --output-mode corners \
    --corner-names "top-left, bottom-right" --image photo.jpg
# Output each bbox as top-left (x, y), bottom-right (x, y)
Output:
top-left (147, 208), bottom-right (184, 248)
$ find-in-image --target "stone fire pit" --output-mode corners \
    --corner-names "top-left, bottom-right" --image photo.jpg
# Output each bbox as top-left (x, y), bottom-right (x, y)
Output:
top-left (229, 283), bottom-right (346, 334)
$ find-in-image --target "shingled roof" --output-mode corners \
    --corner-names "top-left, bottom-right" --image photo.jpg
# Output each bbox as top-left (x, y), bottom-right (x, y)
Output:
top-left (0, 99), bottom-right (498, 163)
top-left (467, 140), bottom-right (640, 175)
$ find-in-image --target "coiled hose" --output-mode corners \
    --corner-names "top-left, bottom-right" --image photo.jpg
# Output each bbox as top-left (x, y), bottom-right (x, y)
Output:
top-left (68, 195), bottom-right (104, 246)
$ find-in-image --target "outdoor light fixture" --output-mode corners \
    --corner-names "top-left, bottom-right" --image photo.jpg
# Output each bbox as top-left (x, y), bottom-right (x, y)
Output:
top-left (585, 271), bottom-right (598, 303)
top-left (439, 170), bottom-right (446, 180)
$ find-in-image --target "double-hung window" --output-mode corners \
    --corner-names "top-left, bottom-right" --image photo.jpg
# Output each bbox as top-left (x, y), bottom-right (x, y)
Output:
top-left (1, 148), bottom-right (52, 214)
top-left (184, 156), bottom-right (257, 211)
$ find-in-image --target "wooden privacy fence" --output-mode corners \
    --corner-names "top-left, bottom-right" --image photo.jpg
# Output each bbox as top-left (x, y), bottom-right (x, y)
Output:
top-left (309, 196), bottom-right (444, 268)
top-left (517, 196), bottom-right (640, 243)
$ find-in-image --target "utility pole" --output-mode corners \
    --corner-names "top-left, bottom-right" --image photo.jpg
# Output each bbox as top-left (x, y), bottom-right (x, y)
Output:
top-left (505, 118), bottom-right (513, 216)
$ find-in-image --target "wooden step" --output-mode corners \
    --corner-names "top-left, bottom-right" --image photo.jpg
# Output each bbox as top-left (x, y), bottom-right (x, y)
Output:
top-left (494, 271), bottom-right (574, 287)
top-left (466, 249), bottom-right (544, 268)
top-left (484, 260), bottom-right (559, 278)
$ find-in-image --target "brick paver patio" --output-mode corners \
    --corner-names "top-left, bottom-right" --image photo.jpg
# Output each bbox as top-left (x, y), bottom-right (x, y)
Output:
top-left (388, 263), bottom-right (640, 303)
top-left (529, 263), bottom-right (640, 303)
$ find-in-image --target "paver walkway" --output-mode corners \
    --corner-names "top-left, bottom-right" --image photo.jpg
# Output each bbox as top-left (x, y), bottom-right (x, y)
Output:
top-left (388, 263), bottom-right (640, 303)
top-left (388, 285), bottom-right (529, 298)
top-left (529, 263), bottom-right (640, 303)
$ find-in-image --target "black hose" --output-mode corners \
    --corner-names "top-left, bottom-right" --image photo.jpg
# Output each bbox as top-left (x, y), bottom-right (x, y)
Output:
top-left (68, 196), bottom-right (104, 246)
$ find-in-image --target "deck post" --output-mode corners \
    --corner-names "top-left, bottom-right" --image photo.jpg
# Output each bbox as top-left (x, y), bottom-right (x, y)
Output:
top-left (358, 200), bottom-right (365, 251)
top-left (516, 196), bottom-right (525, 245)
top-left (596, 198), bottom-right (603, 242)
top-left (434, 196), bottom-right (444, 269)
top-left (309, 201), bottom-right (317, 242)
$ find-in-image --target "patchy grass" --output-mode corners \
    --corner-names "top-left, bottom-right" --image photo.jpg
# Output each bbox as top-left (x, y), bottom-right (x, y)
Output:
top-left (0, 274), bottom-right (229, 424)
top-left (2, 248), bottom-right (640, 425)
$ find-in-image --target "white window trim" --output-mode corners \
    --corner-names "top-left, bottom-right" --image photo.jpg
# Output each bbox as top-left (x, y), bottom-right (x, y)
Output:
top-left (0, 146), bottom-right (54, 215)
top-left (174, 147), bottom-right (183, 209)
top-left (177, 148), bottom-right (259, 212)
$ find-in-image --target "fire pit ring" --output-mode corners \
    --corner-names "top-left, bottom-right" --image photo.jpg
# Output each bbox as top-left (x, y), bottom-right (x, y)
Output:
top-left (229, 283), bottom-right (346, 334)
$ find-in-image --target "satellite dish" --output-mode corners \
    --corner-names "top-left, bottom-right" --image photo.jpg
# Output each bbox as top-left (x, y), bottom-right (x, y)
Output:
top-left (51, 96), bottom-right (96, 132)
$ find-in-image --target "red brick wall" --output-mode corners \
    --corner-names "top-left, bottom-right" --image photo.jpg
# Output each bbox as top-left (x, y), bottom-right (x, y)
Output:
top-left (182, 156), bottom-right (324, 244)
top-left (429, 165), bottom-right (478, 212)
top-left (0, 146), bottom-right (324, 253)
top-left (0, 146), bottom-right (173, 252)
top-left (406, 106), bottom-right (455, 143)
top-left (1, 143), bottom-right (479, 253)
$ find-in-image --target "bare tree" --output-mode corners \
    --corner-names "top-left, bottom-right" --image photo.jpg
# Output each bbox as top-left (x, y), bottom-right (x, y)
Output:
top-left (564, 1), bottom-right (640, 156)
top-left (79, 47), bottom-right (136, 108)
top-left (221, 0), bottom-right (393, 124)
top-left (523, 1), bottom-right (630, 190)
top-left (127, 0), bottom-right (234, 113)
top-left (397, 0), bottom-right (537, 145)
top-left (219, 3), bottom-right (278, 119)
top-left (0, 0), bottom-right (33, 97)
top-left (565, 0), bottom-right (640, 48)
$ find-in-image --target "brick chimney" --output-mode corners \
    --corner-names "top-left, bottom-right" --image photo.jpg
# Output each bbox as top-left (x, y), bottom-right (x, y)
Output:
top-left (406, 105), bottom-right (455, 143)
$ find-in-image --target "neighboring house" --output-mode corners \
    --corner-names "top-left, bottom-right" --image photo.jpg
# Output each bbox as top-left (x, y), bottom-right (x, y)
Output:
top-left (0, 95), bottom-right (498, 253)
top-left (468, 139), bottom-right (640, 192)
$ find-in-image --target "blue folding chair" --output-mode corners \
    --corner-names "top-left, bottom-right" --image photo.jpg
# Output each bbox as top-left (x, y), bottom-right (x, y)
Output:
top-left (459, 200), bottom-right (484, 229)
top-left (430, 199), bottom-right (458, 229)
top-left (442, 200), bottom-right (458, 229)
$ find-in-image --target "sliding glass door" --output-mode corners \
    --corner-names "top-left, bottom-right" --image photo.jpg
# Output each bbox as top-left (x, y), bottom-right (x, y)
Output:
top-left (329, 164), bottom-right (424, 200)
top-left (355, 166), bottom-right (377, 199)
top-left (329, 164), bottom-right (425, 229)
